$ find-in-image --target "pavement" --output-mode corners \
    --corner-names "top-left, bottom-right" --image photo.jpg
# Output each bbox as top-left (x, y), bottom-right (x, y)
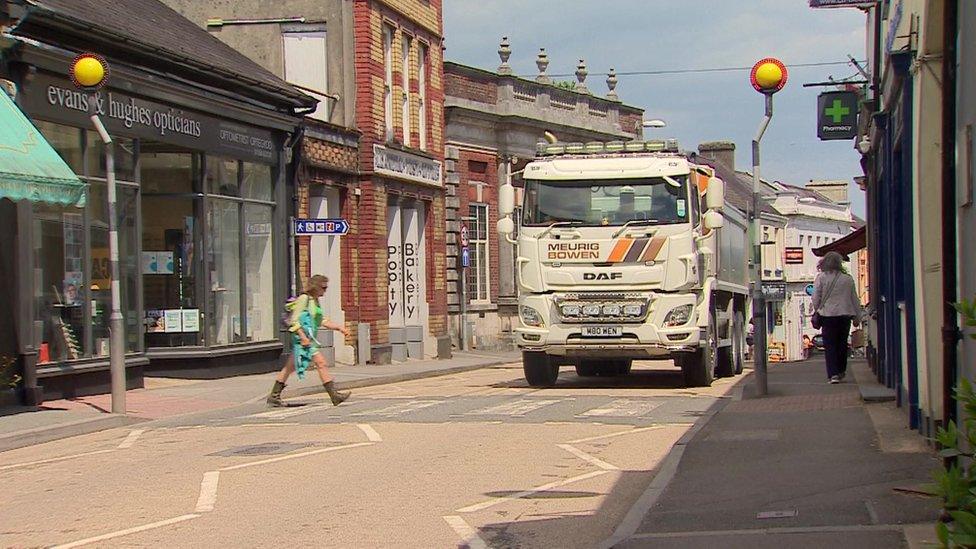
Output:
top-left (605, 356), bottom-right (943, 549)
top-left (0, 349), bottom-right (520, 453)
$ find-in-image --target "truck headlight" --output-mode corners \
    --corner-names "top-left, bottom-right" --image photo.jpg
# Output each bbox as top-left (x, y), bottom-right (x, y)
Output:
top-left (582, 304), bottom-right (601, 316)
top-left (602, 304), bottom-right (622, 316)
top-left (520, 306), bottom-right (544, 327)
top-left (561, 304), bottom-right (581, 317)
top-left (623, 304), bottom-right (643, 317)
top-left (664, 304), bottom-right (694, 327)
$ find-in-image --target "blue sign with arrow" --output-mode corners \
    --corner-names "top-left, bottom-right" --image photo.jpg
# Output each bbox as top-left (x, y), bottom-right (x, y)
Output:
top-left (294, 218), bottom-right (349, 236)
top-left (461, 247), bottom-right (470, 268)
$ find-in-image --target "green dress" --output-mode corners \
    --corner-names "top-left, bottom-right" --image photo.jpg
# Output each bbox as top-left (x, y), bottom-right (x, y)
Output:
top-left (288, 294), bottom-right (325, 379)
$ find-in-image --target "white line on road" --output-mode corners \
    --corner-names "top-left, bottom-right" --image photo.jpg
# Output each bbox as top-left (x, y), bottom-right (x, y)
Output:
top-left (443, 515), bottom-right (488, 549)
top-left (238, 422), bottom-right (302, 427)
top-left (351, 399), bottom-right (442, 417)
top-left (466, 398), bottom-right (564, 417)
top-left (567, 425), bottom-right (667, 444)
top-left (578, 399), bottom-right (662, 418)
top-left (50, 514), bottom-right (200, 548)
top-left (557, 444), bottom-right (619, 471)
top-left (219, 442), bottom-right (374, 471)
top-left (357, 424), bottom-right (383, 442)
top-left (194, 471), bottom-right (220, 512)
top-left (248, 404), bottom-right (332, 419)
top-left (456, 470), bottom-right (610, 513)
top-left (0, 449), bottom-right (114, 471)
top-left (117, 429), bottom-right (146, 449)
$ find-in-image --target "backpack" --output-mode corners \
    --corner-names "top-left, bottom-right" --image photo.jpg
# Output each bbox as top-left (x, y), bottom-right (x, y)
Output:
top-left (280, 296), bottom-right (299, 331)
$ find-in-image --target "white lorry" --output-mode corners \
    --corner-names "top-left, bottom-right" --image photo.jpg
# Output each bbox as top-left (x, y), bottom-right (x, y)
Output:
top-left (496, 139), bottom-right (750, 387)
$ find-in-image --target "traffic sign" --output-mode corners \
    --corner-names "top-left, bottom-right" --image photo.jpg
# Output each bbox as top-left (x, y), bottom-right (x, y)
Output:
top-left (460, 223), bottom-right (469, 247)
top-left (294, 218), bottom-right (349, 236)
top-left (461, 246), bottom-right (470, 268)
top-left (806, 284), bottom-right (815, 296)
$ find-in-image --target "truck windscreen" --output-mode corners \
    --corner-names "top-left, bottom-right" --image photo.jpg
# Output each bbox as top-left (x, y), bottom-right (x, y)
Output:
top-left (521, 176), bottom-right (689, 227)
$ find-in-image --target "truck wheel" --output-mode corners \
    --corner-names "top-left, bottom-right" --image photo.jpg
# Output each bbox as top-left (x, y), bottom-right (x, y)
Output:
top-left (524, 352), bottom-right (559, 387)
top-left (680, 321), bottom-right (716, 387)
top-left (732, 311), bottom-right (745, 374)
top-left (575, 362), bottom-right (600, 377)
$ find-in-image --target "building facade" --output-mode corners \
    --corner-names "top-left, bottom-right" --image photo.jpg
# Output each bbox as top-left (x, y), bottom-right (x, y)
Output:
top-left (443, 43), bottom-right (644, 350)
top-left (0, 0), bottom-right (314, 402)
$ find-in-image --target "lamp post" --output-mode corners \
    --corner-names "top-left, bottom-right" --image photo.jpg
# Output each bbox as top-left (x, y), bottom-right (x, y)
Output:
top-left (749, 58), bottom-right (787, 397)
top-left (70, 54), bottom-right (125, 414)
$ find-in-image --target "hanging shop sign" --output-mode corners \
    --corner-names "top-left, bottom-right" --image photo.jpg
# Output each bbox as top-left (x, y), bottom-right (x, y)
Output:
top-left (817, 91), bottom-right (859, 141)
top-left (785, 247), bottom-right (805, 264)
top-left (373, 144), bottom-right (442, 187)
top-left (761, 282), bottom-right (787, 301)
top-left (22, 71), bottom-right (279, 164)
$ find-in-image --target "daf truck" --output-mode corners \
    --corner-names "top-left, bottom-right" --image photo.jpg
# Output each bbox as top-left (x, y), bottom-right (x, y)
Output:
top-left (496, 139), bottom-right (750, 387)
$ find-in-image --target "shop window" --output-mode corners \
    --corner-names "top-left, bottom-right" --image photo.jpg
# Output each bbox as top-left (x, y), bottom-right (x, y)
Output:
top-left (242, 162), bottom-right (273, 201)
top-left (383, 24), bottom-right (395, 141)
top-left (245, 204), bottom-right (275, 341)
top-left (35, 121), bottom-right (83, 173)
top-left (418, 42), bottom-right (428, 150)
top-left (207, 199), bottom-right (242, 345)
top-left (33, 202), bottom-right (86, 363)
top-left (466, 204), bottom-right (489, 303)
top-left (141, 151), bottom-right (197, 194)
top-left (206, 156), bottom-right (240, 197)
top-left (283, 27), bottom-right (330, 122)
top-left (89, 182), bottom-right (140, 354)
top-left (401, 34), bottom-right (412, 147)
top-left (85, 132), bottom-right (136, 182)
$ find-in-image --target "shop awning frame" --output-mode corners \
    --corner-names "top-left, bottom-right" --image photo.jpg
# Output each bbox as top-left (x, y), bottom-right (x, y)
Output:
top-left (813, 225), bottom-right (866, 258)
top-left (0, 88), bottom-right (86, 207)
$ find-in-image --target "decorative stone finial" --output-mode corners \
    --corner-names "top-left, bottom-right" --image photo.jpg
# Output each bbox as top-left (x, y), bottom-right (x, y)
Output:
top-left (606, 67), bottom-right (619, 101)
top-left (535, 48), bottom-right (551, 84)
top-left (575, 59), bottom-right (590, 94)
top-left (497, 37), bottom-right (513, 75)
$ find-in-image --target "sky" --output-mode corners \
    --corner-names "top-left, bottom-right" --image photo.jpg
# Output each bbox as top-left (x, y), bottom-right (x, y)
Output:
top-left (443, 0), bottom-right (869, 216)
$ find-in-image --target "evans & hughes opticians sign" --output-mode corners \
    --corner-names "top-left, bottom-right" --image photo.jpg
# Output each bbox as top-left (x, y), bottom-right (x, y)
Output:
top-left (23, 72), bottom-right (278, 164)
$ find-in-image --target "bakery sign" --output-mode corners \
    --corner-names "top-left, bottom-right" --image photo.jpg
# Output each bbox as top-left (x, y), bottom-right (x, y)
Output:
top-left (373, 144), bottom-right (442, 187)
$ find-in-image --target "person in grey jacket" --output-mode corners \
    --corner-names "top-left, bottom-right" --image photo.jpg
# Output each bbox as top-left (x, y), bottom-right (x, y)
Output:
top-left (812, 251), bottom-right (863, 384)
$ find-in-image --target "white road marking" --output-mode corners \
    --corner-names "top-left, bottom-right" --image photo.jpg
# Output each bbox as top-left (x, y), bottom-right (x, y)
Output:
top-left (567, 425), bottom-right (667, 444)
top-left (351, 400), bottom-right (442, 417)
top-left (117, 429), bottom-right (146, 449)
top-left (578, 399), bottom-right (661, 418)
top-left (466, 398), bottom-right (564, 417)
top-left (238, 422), bottom-right (302, 427)
top-left (0, 449), bottom-right (114, 471)
top-left (443, 515), bottom-right (488, 549)
top-left (194, 471), bottom-right (220, 512)
top-left (357, 424), bottom-right (382, 442)
top-left (249, 405), bottom-right (332, 419)
top-left (219, 442), bottom-right (374, 471)
top-left (50, 514), bottom-right (200, 548)
top-left (557, 444), bottom-right (619, 471)
top-left (457, 470), bottom-right (611, 513)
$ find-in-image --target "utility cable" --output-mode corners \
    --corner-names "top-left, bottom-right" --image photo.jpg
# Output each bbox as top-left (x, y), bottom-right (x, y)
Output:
top-left (529, 60), bottom-right (866, 79)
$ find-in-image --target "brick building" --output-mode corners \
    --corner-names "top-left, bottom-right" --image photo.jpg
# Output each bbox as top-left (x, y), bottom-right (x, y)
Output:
top-left (443, 42), bottom-right (644, 350)
top-left (353, 0), bottom-right (449, 363)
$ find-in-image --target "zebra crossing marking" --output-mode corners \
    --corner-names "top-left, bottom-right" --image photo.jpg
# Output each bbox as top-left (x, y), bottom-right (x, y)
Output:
top-left (577, 399), bottom-right (662, 418)
top-left (466, 399), bottom-right (565, 417)
top-left (350, 399), bottom-right (443, 418)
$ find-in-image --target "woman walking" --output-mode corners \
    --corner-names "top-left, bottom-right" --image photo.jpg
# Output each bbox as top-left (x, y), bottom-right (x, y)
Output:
top-left (267, 274), bottom-right (351, 407)
top-left (811, 252), bottom-right (863, 384)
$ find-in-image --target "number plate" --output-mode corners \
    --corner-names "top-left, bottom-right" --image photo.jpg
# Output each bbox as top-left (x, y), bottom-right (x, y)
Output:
top-left (581, 326), bottom-right (622, 337)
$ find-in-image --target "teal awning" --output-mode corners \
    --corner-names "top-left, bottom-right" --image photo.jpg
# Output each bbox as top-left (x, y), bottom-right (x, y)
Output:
top-left (0, 89), bottom-right (86, 207)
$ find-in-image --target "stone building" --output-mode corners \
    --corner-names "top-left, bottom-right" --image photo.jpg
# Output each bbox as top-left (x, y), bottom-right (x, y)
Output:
top-left (443, 40), bottom-right (644, 350)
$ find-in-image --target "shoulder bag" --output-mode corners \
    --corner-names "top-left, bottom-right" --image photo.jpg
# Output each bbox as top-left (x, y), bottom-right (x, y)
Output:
top-left (812, 273), bottom-right (840, 330)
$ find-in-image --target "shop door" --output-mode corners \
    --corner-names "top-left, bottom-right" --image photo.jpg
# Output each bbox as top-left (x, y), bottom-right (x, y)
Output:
top-left (309, 189), bottom-right (342, 318)
top-left (387, 198), bottom-right (427, 360)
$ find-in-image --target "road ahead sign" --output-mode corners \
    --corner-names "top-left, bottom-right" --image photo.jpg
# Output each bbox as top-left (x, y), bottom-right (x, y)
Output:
top-left (294, 218), bottom-right (349, 236)
top-left (818, 91), bottom-right (858, 140)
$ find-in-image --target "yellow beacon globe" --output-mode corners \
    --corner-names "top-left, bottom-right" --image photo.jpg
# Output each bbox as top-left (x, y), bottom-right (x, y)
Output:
top-left (72, 56), bottom-right (106, 88)
top-left (755, 62), bottom-right (783, 90)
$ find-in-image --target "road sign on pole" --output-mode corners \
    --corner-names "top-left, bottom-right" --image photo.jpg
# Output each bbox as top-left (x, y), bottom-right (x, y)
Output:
top-left (460, 223), bottom-right (469, 247)
top-left (461, 246), bottom-right (470, 268)
top-left (294, 218), bottom-right (349, 235)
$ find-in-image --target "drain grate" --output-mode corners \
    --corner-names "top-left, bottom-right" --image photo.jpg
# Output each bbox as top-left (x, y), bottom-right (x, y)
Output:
top-left (210, 442), bottom-right (315, 457)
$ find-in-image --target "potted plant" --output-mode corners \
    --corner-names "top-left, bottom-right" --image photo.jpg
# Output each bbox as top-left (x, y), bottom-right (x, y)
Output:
top-left (0, 355), bottom-right (20, 408)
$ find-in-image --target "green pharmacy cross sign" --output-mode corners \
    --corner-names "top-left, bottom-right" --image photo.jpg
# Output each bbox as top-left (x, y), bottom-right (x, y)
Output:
top-left (817, 91), bottom-right (858, 140)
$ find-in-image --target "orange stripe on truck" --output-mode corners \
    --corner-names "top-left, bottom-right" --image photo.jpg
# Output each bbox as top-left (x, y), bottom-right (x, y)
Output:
top-left (608, 238), bottom-right (633, 262)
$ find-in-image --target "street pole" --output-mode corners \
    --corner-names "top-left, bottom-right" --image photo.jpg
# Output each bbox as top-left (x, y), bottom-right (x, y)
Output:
top-left (752, 94), bottom-right (773, 397)
top-left (90, 113), bottom-right (126, 413)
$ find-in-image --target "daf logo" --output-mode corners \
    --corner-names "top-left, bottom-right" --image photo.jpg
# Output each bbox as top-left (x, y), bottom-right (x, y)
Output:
top-left (583, 272), bottom-right (623, 281)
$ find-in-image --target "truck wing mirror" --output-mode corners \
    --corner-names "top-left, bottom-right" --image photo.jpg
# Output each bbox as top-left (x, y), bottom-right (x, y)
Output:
top-left (703, 210), bottom-right (725, 230)
top-left (706, 177), bottom-right (725, 211)
top-left (499, 183), bottom-right (515, 217)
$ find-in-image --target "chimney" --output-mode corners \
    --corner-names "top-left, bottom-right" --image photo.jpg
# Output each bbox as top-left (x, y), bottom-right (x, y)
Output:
top-left (807, 180), bottom-right (849, 205)
top-left (698, 141), bottom-right (736, 171)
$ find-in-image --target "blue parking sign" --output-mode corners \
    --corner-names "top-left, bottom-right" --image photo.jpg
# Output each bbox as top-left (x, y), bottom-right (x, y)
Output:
top-left (461, 247), bottom-right (470, 268)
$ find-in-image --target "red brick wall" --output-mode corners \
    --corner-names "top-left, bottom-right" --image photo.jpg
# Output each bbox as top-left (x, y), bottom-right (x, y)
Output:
top-left (444, 71), bottom-right (497, 104)
top-left (619, 110), bottom-right (643, 136)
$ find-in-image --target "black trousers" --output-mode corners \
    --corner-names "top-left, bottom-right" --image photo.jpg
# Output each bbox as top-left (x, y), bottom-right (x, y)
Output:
top-left (821, 315), bottom-right (852, 378)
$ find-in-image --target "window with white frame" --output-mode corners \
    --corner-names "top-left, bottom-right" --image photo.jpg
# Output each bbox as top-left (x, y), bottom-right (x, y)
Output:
top-left (401, 34), bottom-right (412, 147)
top-left (383, 24), bottom-right (394, 141)
top-left (283, 27), bottom-right (329, 122)
top-left (418, 42), bottom-right (428, 150)
top-left (467, 204), bottom-right (489, 302)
